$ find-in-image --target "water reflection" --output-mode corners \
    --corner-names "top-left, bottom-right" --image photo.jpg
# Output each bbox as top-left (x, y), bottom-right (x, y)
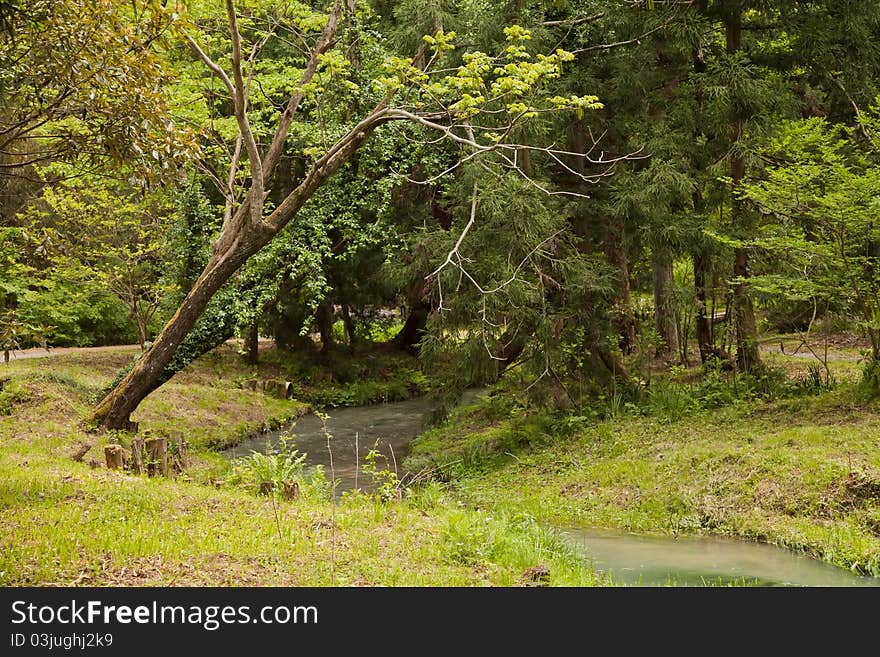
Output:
top-left (562, 528), bottom-right (880, 587)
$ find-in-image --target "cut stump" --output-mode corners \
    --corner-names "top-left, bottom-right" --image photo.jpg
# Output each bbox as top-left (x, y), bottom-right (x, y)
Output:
top-left (145, 437), bottom-right (168, 477)
top-left (104, 444), bottom-right (126, 470)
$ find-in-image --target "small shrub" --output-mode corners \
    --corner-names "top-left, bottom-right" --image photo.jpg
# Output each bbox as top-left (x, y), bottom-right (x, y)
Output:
top-left (646, 383), bottom-right (699, 420)
top-left (0, 379), bottom-right (30, 415)
top-left (859, 352), bottom-right (880, 398)
top-left (362, 446), bottom-right (402, 502)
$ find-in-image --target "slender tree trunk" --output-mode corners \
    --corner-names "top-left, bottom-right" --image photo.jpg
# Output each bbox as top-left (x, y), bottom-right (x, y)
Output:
top-left (244, 316), bottom-right (259, 365)
top-left (691, 27), bottom-right (713, 365)
top-left (652, 246), bottom-right (679, 358)
top-left (694, 251), bottom-right (714, 363)
top-left (726, 5), bottom-right (761, 372)
top-left (340, 304), bottom-right (356, 346)
top-left (733, 245), bottom-right (760, 371)
top-left (602, 215), bottom-right (636, 353)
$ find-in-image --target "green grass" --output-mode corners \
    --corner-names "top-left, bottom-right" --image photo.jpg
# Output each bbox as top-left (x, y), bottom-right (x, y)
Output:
top-left (408, 385), bottom-right (880, 576)
top-left (0, 345), bottom-right (596, 586)
top-left (5, 337), bottom-right (880, 586)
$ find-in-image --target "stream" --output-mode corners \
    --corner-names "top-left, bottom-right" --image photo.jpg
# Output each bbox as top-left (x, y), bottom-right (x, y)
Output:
top-left (224, 395), bottom-right (880, 587)
top-left (224, 395), bottom-right (438, 492)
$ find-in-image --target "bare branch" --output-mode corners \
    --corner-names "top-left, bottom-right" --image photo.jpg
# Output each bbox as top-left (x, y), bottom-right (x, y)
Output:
top-left (226, 0), bottom-right (264, 227)
top-left (571, 19), bottom-right (672, 55)
top-left (182, 31), bottom-right (235, 99)
top-left (826, 71), bottom-right (877, 148)
top-left (222, 134), bottom-right (243, 228)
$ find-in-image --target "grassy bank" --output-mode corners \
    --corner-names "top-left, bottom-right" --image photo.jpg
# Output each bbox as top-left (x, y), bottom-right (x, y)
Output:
top-left (407, 366), bottom-right (880, 576)
top-left (5, 335), bottom-right (878, 586)
top-left (0, 344), bottom-right (597, 586)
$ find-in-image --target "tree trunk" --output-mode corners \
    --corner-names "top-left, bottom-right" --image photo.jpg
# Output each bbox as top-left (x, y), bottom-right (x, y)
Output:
top-left (733, 246), bottom-right (760, 371)
top-left (693, 251), bottom-right (713, 363)
top-left (726, 5), bottom-right (762, 373)
top-left (244, 317), bottom-right (259, 365)
top-left (89, 234), bottom-right (268, 429)
top-left (134, 309), bottom-right (149, 349)
top-left (602, 215), bottom-right (636, 353)
top-left (89, 103), bottom-right (390, 430)
top-left (391, 301), bottom-right (430, 353)
top-left (86, 5), bottom-right (392, 430)
top-left (316, 301), bottom-right (334, 352)
top-left (652, 247), bottom-right (679, 358)
top-left (340, 304), bottom-right (356, 346)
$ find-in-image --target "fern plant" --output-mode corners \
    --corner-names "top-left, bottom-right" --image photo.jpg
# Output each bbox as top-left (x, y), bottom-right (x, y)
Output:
top-left (233, 432), bottom-right (306, 492)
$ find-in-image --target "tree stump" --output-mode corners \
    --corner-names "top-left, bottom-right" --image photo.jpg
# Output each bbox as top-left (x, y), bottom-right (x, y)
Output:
top-left (283, 382), bottom-right (293, 399)
top-left (259, 481), bottom-right (275, 496)
top-left (104, 444), bottom-right (126, 470)
top-left (130, 438), bottom-right (144, 475)
top-left (145, 437), bottom-right (168, 477)
top-left (283, 480), bottom-right (300, 501)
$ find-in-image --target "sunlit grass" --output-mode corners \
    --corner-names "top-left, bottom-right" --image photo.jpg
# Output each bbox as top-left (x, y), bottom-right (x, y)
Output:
top-left (0, 346), bottom-right (597, 586)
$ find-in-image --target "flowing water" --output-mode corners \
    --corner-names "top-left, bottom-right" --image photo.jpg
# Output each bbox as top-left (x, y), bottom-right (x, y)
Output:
top-left (224, 395), bottom-right (438, 492)
top-left (224, 396), bottom-right (880, 587)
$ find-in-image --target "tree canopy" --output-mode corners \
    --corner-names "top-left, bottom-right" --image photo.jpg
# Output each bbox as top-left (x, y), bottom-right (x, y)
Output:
top-left (2, 0), bottom-right (880, 427)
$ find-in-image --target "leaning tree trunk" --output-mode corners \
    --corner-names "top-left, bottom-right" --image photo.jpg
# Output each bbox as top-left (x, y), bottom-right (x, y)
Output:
top-left (726, 5), bottom-right (761, 373)
top-left (90, 233), bottom-right (269, 429)
top-left (316, 300), bottom-right (335, 352)
top-left (90, 103), bottom-right (389, 430)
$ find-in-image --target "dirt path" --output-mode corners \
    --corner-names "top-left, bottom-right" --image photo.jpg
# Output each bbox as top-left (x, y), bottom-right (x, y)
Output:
top-left (759, 340), bottom-right (863, 362)
top-left (4, 338), bottom-right (263, 362)
top-left (5, 344), bottom-right (141, 361)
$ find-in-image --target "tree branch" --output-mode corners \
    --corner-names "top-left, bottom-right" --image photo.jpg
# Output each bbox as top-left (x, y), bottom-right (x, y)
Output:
top-left (542, 12), bottom-right (605, 27)
top-left (571, 18), bottom-right (672, 54)
top-left (182, 31), bottom-right (235, 99)
top-left (226, 0), bottom-right (264, 227)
